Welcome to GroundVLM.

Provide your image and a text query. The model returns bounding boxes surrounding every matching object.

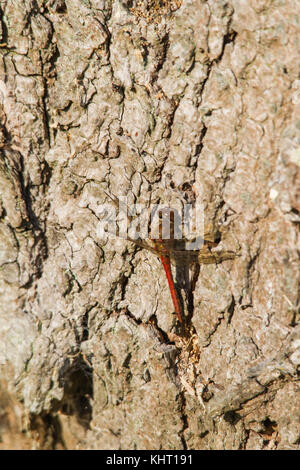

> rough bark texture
[0,0,299,450]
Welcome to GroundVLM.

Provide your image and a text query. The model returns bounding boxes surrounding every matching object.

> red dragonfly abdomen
[159,253,183,323]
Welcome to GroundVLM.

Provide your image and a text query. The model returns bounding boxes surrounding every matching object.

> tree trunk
[0,0,299,450]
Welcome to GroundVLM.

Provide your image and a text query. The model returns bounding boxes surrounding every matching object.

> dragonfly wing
[169,247,237,266]
[198,249,237,264]
[169,249,199,266]
[126,236,160,255]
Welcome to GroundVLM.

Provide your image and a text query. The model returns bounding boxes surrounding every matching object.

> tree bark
[0,0,299,450]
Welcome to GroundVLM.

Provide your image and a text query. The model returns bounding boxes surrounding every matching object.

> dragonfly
[105,193,237,324]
